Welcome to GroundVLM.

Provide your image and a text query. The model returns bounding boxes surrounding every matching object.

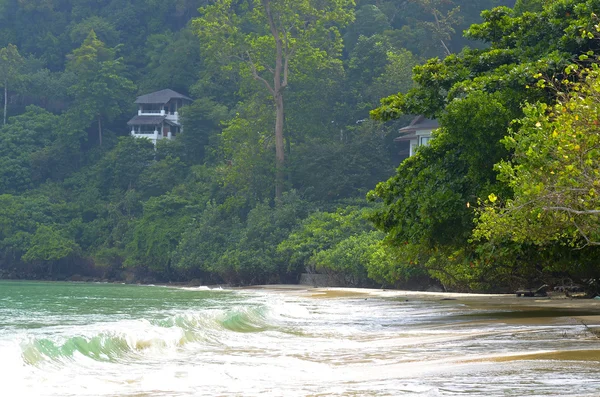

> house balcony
[137,109,180,123]
[130,128,172,146]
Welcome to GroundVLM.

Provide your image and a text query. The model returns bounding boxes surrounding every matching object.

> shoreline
[237,285,600,327]
[4,278,600,312]
[237,284,600,311]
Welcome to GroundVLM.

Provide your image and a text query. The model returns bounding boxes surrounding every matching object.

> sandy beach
[238,284,600,326]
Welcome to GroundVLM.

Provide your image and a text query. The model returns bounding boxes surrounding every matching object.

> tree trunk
[275,91,285,199]
[286,133,292,188]
[98,115,102,146]
[3,81,7,126]
[262,0,287,199]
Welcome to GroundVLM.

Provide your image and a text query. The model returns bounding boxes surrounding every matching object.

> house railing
[130,129,173,145]
[137,109,180,123]
[138,109,163,115]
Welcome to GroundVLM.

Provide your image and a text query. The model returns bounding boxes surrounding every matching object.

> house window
[141,104,162,114]
[420,136,432,146]
[410,143,417,156]
[137,126,157,134]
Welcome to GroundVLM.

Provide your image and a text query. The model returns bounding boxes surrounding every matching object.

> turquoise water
[1,281,600,396]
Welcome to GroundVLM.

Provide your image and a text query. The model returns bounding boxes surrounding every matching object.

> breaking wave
[17,300,299,368]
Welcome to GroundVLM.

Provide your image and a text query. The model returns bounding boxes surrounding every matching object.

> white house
[394,116,439,159]
[127,89,193,146]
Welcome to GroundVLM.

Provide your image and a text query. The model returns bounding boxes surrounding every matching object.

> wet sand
[240,284,600,325]
[463,349,600,363]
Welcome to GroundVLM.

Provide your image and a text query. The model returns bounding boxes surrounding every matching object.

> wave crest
[19,301,294,366]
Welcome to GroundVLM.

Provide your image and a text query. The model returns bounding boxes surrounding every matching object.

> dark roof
[397,116,439,134]
[164,119,180,127]
[394,116,439,142]
[127,115,166,126]
[134,89,192,104]
[394,132,418,142]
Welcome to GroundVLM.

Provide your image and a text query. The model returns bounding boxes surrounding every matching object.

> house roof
[134,89,192,104]
[127,115,166,126]
[394,116,439,142]
[394,132,418,142]
[164,119,180,127]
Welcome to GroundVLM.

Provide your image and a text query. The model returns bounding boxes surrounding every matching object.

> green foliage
[367,0,600,290]
[364,241,429,288]
[368,136,471,249]
[277,206,374,275]
[0,0,548,288]
[172,201,244,280]
[291,120,395,201]
[138,156,187,199]
[173,191,306,284]
[343,5,391,51]
[93,136,155,195]
[217,97,277,203]
[69,16,120,47]
[218,192,308,284]
[0,192,79,270]
[0,43,24,124]
[0,106,59,193]
[513,0,545,14]
[22,225,79,264]
[125,194,195,274]
[194,0,355,197]
[476,67,600,249]
[139,29,201,94]
[170,98,228,166]
[312,231,379,287]
[67,30,135,145]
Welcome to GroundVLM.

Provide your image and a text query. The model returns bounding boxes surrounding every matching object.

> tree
[367,1,600,289]
[67,30,135,146]
[93,136,155,194]
[0,106,59,193]
[125,194,194,275]
[0,44,24,126]
[342,4,391,51]
[22,225,79,268]
[475,66,600,248]
[170,97,228,166]
[413,0,463,56]
[140,29,202,95]
[277,206,373,275]
[193,0,354,198]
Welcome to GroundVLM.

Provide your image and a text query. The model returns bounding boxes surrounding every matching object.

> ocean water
[1,281,600,396]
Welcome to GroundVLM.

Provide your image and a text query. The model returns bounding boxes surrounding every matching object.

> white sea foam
[2,285,600,396]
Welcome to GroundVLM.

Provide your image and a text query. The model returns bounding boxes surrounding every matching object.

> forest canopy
[4,0,598,293]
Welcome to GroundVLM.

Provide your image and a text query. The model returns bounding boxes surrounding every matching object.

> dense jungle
[2,0,600,292]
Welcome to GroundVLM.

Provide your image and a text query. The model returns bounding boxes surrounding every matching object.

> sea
[1,281,600,396]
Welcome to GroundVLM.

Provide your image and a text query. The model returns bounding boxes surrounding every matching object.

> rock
[68,274,85,282]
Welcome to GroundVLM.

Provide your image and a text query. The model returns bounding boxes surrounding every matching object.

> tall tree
[66,30,135,146]
[0,44,24,126]
[413,0,462,56]
[193,0,354,198]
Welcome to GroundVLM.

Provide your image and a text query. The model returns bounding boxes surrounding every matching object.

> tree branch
[571,219,600,248]
[262,0,280,48]
[282,26,293,89]
[262,0,284,94]
[431,9,452,56]
[543,207,600,215]
[245,51,275,96]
